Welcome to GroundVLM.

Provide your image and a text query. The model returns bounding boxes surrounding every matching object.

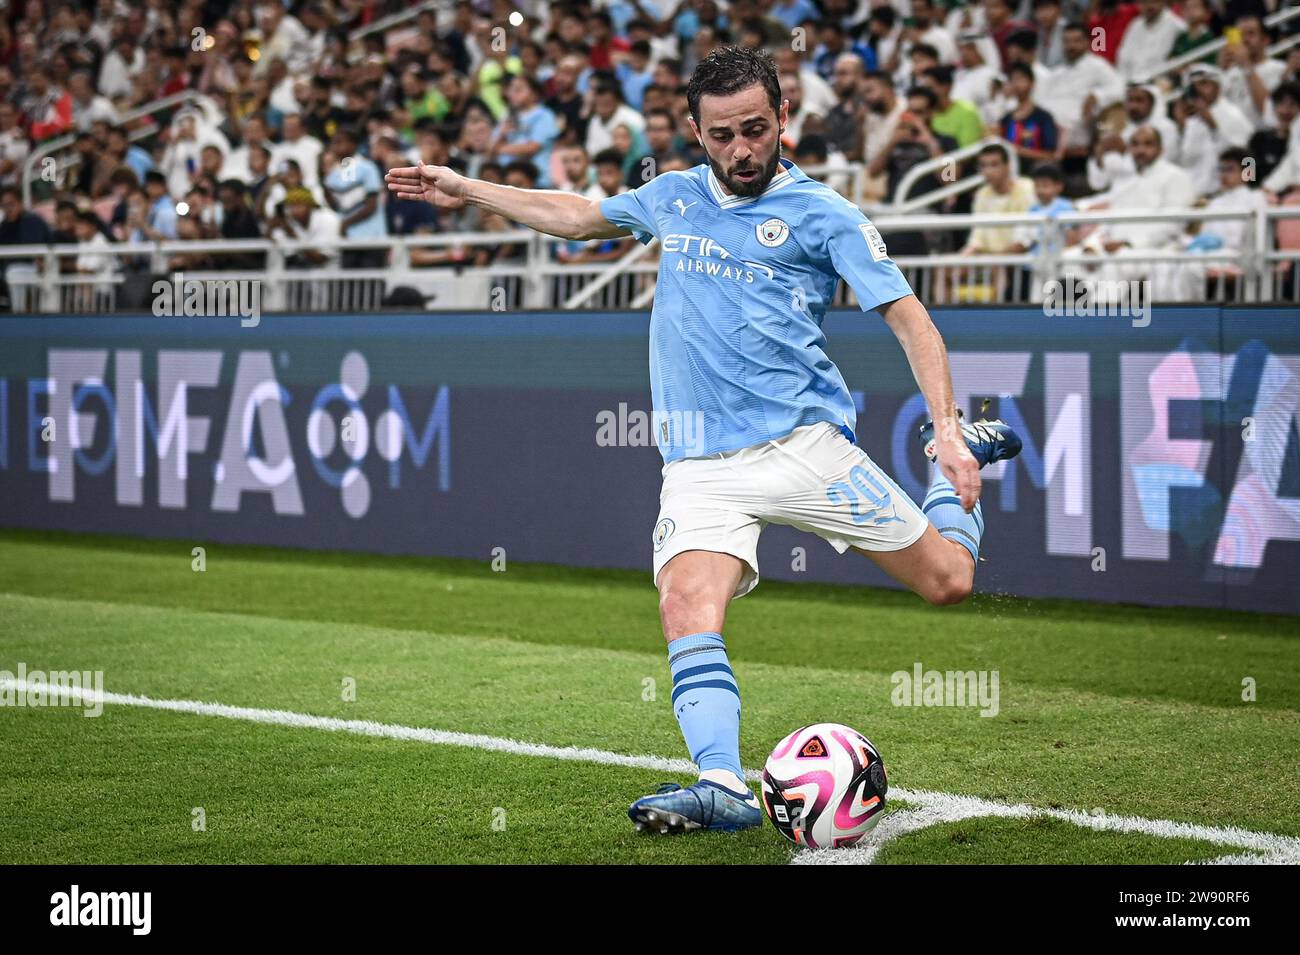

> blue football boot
[628,780,763,834]
[917,401,1022,468]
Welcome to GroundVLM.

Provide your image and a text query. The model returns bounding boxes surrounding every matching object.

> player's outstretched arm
[384,162,629,242]
[877,294,981,512]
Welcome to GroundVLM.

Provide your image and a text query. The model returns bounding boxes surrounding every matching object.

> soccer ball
[760,722,888,849]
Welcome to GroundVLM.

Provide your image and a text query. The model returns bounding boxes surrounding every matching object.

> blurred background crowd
[0,0,1296,297]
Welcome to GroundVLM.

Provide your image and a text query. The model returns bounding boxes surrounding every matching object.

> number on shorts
[827,465,896,525]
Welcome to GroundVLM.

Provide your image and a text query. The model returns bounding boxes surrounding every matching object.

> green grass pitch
[1,528,1297,864]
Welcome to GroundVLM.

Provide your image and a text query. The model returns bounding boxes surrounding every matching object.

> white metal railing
[562,235,660,309]
[1134,5,1300,83]
[1,208,1297,314]
[595,207,1300,309]
[860,207,1300,306]
[349,0,444,41]
[889,136,1020,213]
[1266,30,1300,60]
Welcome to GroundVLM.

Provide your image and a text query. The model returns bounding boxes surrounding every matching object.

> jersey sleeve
[813,194,913,312]
[597,174,667,245]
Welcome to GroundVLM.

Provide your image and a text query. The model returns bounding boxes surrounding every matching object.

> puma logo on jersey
[672,198,696,217]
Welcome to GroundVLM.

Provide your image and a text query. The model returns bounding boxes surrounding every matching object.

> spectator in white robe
[1087,84,1180,192]
[1069,125,1197,286]
[1116,0,1186,82]
[1157,147,1269,300]
[1219,14,1287,132]
[159,108,231,200]
[953,33,1005,125]
[1039,22,1124,150]
[1171,65,1255,197]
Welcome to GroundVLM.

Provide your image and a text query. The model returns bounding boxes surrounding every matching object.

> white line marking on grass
[0,678,700,774]
[788,795,1300,866]
[5,678,1298,865]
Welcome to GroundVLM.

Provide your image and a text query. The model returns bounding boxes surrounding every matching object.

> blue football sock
[667,631,743,781]
[923,473,984,564]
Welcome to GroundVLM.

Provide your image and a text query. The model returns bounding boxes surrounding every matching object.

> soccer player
[386,47,1021,837]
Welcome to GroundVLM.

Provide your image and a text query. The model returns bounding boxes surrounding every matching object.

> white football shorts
[651,421,928,598]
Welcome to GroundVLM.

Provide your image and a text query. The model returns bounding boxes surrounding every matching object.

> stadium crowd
[0,0,1297,306]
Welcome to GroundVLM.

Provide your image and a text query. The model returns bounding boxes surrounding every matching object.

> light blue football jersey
[599,158,913,463]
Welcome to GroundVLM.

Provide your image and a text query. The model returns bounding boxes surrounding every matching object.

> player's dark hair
[686,46,781,125]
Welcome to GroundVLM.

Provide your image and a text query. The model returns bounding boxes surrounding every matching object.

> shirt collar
[705,158,799,209]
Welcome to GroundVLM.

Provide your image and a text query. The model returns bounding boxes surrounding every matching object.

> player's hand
[385,162,469,210]
[935,419,981,512]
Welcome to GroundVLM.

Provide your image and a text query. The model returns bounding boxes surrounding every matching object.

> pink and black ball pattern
[760,723,888,849]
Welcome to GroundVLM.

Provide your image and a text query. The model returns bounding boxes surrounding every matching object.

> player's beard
[711,145,781,198]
